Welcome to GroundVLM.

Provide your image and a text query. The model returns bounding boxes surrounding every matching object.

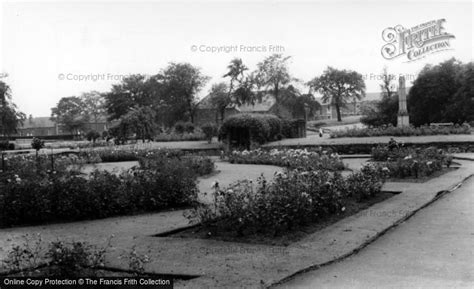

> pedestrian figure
[319,128,323,138]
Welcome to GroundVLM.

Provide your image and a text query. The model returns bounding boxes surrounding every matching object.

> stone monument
[397,76,410,127]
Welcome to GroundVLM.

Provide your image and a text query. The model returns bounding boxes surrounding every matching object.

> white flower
[404,155,412,160]
[426,161,433,166]
[341,207,346,212]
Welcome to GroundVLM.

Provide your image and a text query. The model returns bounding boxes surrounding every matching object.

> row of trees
[50,91,105,135]
[50,54,367,140]
[2,54,368,140]
[362,59,474,127]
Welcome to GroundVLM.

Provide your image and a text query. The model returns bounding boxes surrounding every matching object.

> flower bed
[138,151,215,177]
[0,151,201,227]
[1,154,79,179]
[329,123,471,138]
[227,148,346,171]
[185,164,386,237]
[371,145,453,179]
[154,131,207,142]
[74,147,215,177]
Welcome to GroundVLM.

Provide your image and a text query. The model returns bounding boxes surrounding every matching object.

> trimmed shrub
[184,122,195,133]
[201,123,218,143]
[280,119,292,138]
[86,130,101,142]
[219,114,283,145]
[174,121,195,134]
[31,138,45,151]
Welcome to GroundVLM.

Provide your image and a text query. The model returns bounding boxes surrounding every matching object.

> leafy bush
[174,121,185,134]
[184,122,195,133]
[31,138,45,151]
[330,123,471,138]
[227,148,345,171]
[188,166,384,236]
[86,130,101,142]
[201,123,218,143]
[0,235,142,276]
[0,141,15,150]
[174,121,195,134]
[345,164,387,201]
[360,95,398,127]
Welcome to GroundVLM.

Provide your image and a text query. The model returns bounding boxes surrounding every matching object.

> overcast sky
[1,0,473,117]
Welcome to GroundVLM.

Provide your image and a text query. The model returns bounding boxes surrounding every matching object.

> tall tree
[308,67,366,121]
[0,79,26,137]
[157,63,210,123]
[81,91,105,131]
[361,67,398,127]
[254,54,293,115]
[279,85,321,119]
[208,82,231,124]
[51,96,89,135]
[223,58,252,104]
[408,58,465,125]
[104,74,155,121]
[109,106,156,143]
[444,62,474,123]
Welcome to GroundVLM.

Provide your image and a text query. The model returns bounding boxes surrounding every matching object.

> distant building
[313,92,387,120]
[16,116,111,137]
[194,94,295,125]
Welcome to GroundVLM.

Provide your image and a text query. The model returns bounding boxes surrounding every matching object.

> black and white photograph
[0,0,473,288]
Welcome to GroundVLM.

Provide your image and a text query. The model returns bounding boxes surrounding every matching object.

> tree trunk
[220,108,225,124]
[335,102,342,122]
[274,84,280,116]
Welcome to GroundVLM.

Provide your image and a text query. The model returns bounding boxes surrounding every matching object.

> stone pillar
[397,76,410,127]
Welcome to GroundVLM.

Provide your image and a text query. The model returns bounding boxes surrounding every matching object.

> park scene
[1,1,473,288]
